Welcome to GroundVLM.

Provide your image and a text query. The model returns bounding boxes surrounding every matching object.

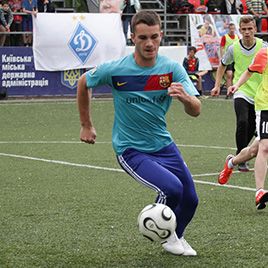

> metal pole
[186,15,189,46]
[163,0,167,45]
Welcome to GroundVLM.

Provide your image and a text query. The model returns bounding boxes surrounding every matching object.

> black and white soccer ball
[137,203,177,242]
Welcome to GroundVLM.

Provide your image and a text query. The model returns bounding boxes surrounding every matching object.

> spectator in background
[0,0,13,46]
[9,0,23,46]
[99,0,121,13]
[207,0,221,13]
[220,0,243,14]
[22,0,37,46]
[199,16,216,37]
[120,0,141,42]
[219,22,239,98]
[183,46,208,97]
[37,0,55,12]
[246,0,268,32]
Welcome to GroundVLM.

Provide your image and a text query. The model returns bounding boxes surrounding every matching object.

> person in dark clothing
[0,0,13,46]
[37,0,55,13]
[120,0,140,42]
[220,0,243,14]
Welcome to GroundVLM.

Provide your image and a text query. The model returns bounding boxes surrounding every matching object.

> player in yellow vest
[211,15,267,172]
[218,48,268,210]
[220,22,239,99]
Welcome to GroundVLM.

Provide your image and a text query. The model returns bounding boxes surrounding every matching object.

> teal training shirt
[86,53,199,155]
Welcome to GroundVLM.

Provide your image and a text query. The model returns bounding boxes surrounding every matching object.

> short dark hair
[1,0,9,5]
[239,15,256,27]
[188,46,197,53]
[131,10,161,33]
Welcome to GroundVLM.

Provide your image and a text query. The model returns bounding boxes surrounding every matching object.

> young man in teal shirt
[77,10,201,256]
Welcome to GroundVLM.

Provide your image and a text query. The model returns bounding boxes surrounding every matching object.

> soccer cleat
[238,162,250,172]
[162,233,184,255]
[256,190,268,210]
[180,237,197,256]
[218,154,234,185]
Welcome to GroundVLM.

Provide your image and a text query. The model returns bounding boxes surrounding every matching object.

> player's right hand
[80,126,97,144]
[210,86,220,96]
[227,85,238,96]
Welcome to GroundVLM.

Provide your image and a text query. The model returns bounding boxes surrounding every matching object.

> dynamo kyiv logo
[68,23,97,64]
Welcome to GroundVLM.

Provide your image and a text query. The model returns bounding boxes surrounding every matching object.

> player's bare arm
[210,63,227,96]
[168,82,201,117]
[77,73,97,144]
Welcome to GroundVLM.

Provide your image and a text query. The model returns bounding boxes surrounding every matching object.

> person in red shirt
[183,46,208,96]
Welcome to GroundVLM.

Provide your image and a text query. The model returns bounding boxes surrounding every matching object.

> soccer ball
[137,203,177,242]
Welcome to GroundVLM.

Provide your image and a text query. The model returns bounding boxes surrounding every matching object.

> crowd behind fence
[0,0,268,47]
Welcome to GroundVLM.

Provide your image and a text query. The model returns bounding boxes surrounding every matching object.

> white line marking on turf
[0,97,229,106]
[193,179,255,191]
[0,152,121,172]
[0,152,255,192]
[0,141,237,151]
[0,141,110,144]
[176,144,236,150]
[0,98,111,105]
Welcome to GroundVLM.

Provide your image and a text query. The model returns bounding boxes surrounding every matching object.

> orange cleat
[256,190,268,210]
[218,155,234,185]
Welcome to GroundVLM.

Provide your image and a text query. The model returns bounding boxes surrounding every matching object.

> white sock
[256,188,264,197]
[228,158,234,169]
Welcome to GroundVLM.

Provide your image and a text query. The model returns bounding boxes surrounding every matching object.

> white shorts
[255,110,268,140]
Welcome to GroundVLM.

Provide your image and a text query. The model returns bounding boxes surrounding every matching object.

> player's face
[188,50,195,58]
[131,23,162,66]
[2,4,9,11]
[229,25,236,35]
[99,0,121,13]
[239,22,256,42]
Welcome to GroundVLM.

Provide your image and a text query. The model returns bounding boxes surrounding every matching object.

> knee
[249,146,258,158]
[171,183,199,210]
[171,181,184,199]
[259,143,268,156]
[164,180,184,203]
[185,191,199,211]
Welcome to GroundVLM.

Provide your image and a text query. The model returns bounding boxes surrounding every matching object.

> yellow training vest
[224,34,239,53]
[233,38,263,99]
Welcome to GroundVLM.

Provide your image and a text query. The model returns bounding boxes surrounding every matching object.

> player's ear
[253,25,257,33]
[131,32,135,44]
[160,31,163,40]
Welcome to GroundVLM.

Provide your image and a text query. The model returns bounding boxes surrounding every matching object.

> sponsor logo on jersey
[112,73,173,91]
[117,81,128,87]
[159,75,171,88]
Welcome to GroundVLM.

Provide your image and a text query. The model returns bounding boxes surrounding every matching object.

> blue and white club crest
[68,22,97,64]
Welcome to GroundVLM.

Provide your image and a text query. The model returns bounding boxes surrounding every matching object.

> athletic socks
[227,157,234,169]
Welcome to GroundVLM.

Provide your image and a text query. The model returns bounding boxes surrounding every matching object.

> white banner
[33,13,126,71]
